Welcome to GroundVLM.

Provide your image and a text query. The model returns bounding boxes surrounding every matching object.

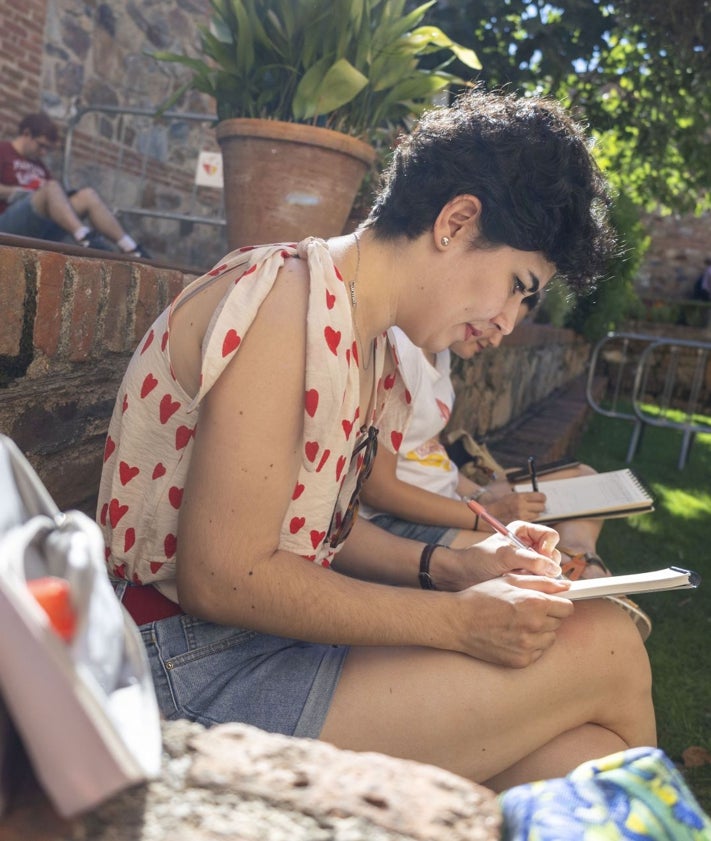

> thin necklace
[348,232,374,370]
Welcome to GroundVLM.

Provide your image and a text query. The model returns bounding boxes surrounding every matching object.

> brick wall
[0,0,46,136]
[0,240,197,513]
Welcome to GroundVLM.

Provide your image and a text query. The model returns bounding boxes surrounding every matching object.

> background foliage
[418,0,711,337]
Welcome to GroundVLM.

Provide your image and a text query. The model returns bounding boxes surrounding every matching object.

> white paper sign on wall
[195,151,223,188]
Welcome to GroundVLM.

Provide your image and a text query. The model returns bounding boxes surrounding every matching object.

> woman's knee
[564,598,652,691]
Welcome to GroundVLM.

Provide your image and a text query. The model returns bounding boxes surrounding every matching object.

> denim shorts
[114,581,349,739]
[368,514,458,546]
[0,193,65,240]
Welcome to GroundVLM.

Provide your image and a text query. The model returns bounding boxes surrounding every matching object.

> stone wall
[637,210,711,300]
[448,322,590,441]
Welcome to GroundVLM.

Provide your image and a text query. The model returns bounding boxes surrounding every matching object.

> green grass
[575,413,711,814]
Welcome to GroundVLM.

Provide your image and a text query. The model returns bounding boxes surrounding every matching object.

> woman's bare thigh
[319,598,654,782]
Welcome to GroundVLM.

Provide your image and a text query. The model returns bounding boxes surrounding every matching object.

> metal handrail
[62,104,225,229]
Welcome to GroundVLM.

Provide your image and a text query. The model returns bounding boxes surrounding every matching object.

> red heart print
[175,425,195,450]
[141,373,158,398]
[384,372,396,390]
[119,461,140,485]
[132,573,142,585]
[122,394,129,413]
[140,329,154,355]
[104,436,116,462]
[316,449,331,472]
[208,263,228,277]
[222,329,241,357]
[334,266,344,281]
[290,516,305,534]
[159,394,181,424]
[161,331,169,351]
[346,348,351,366]
[325,290,336,309]
[99,502,108,525]
[310,530,326,549]
[164,533,177,558]
[390,431,403,451]
[352,341,359,366]
[113,563,126,579]
[169,486,183,509]
[305,389,319,417]
[108,498,129,528]
[324,326,341,356]
[152,463,166,480]
[150,561,165,574]
[292,482,305,500]
[243,264,257,277]
[124,528,136,552]
[405,389,412,404]
[336,455,346,481]
[342,418,353,439]
[305,441,319,462]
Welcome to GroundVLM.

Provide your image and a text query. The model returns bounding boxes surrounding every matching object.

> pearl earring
[440,236,450,247]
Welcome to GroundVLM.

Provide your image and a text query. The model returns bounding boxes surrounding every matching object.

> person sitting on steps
[0,112,150,258]
[98,88,656,791]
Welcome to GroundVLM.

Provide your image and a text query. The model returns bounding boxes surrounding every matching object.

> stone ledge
[3,720,501,841]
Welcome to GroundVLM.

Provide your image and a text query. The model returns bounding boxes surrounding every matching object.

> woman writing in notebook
[358,304,652,638]
[98,88,656,790]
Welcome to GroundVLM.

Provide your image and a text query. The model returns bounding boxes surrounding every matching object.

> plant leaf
[294,58,368,120]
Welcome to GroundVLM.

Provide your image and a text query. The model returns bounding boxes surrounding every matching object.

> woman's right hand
[450,574,573,667]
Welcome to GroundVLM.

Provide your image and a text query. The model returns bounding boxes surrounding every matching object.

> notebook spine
[626,469,654,503]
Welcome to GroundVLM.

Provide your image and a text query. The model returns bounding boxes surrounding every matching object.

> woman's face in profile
[414,242,554,354]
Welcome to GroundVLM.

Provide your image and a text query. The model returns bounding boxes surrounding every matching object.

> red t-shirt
[0,141,52,214]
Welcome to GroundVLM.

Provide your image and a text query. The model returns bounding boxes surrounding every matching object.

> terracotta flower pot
[216,119,377,250]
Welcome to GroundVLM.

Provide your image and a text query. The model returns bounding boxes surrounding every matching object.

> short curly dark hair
[365,88,616,293]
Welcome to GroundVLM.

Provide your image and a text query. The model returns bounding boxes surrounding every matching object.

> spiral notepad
[513,468,654,523]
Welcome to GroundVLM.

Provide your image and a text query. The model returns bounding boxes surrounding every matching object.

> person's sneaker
[129,243,151,259]
[78,230,113,251]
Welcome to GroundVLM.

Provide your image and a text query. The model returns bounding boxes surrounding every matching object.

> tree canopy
[423,0,711,214]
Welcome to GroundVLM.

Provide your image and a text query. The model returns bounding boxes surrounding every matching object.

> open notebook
[514,468,654,523]
[565,566,701,600]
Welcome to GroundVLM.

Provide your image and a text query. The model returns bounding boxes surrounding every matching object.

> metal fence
[586,331,711,469]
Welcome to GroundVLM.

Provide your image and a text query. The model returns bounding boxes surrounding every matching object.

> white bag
[0,434,161,817]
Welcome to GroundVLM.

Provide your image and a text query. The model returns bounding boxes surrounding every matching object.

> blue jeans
[368,514,458,546]
[114,581,348,738]
[0,193,66,240]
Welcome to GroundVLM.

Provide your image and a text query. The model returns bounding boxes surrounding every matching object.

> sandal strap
[559,549,611,580]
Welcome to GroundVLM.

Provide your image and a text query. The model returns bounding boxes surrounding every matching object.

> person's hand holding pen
[427,496,564,590]
[468,474,547,529]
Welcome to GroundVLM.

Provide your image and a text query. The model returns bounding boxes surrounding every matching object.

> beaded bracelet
[418,543,443,590]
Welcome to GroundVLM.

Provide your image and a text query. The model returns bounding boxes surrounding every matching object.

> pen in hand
[466,497,529,551]
[527,456,539,492]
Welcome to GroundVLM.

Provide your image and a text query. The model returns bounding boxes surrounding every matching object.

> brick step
[485,373,604,471]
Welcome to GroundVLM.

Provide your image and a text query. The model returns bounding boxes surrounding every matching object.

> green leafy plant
[153,0,480,137]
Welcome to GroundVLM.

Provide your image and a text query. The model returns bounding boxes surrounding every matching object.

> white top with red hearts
[97,238,410,597]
